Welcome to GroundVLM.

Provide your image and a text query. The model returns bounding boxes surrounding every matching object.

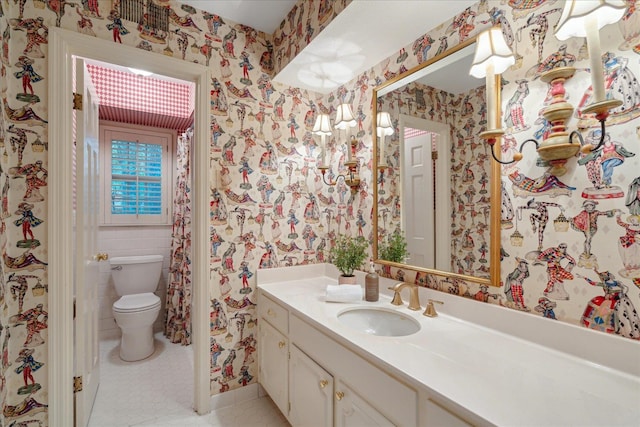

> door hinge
[288,402,291,412]
[73,92,83,111]
[432,150,438,160]
[73,376,83,393]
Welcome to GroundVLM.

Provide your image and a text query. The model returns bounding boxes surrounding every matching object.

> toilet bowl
[111,255,163,362]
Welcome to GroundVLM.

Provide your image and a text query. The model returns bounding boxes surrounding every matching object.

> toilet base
[119,325,155,362]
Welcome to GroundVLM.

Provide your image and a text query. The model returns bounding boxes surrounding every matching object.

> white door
[289,345,333,427]
[74,57,102,427]
[402,127,433,268]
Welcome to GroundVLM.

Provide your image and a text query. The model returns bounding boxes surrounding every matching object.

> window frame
[100,122,175,226]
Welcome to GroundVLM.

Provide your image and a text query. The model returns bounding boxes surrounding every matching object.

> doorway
[49,28,211,426]
[399,114,451,271]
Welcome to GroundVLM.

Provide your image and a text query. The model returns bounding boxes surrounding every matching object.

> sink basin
[337,307,421,337]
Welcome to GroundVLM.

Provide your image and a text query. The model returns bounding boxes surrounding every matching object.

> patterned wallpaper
[0,0,639,424]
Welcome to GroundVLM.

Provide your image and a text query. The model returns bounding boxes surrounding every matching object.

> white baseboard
[209,383,261,411]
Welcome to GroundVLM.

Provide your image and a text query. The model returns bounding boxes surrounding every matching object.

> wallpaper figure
[301,224,316,251]
[616,212,640,279]
[237,262,252,294]
[535,243,575,300]
[577,52,640,127]
[501,180,515,229]
[504,257,530,310]
[515,8,562,62]
[571,200,620,268]
[508,170,575,198]
[210,338,224,373]
[578,270,640,339]
[222,243,236,273]
[626,177,640,215]
[519,198,563,256]
[534,296,557,319]
[16,303,48,347]
[14,56,42,102]
[106,10,128,43]
[221,349,236,380]
[578,130,635,199]
[14,202,42,248]
[14,348,42,395]
[210,299,228,336]
[526,44,576,79]
[618,0,640,51]
[7,125,38,167]
[11,17,48,58]
[504,79,530,131]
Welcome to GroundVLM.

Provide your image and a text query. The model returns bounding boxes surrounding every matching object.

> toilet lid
[113,293,161,313]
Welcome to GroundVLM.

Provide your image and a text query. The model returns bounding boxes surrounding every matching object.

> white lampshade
[376,112,394,137]
[469,27,515,78]
[555,0,626,40]
[334,103,356,130]
[312,113,332,136]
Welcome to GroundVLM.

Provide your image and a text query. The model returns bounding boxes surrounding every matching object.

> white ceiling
[181,0,297,33]
[179,0,477,93]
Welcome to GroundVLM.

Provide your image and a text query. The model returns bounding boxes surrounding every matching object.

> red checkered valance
[87,63,194,128]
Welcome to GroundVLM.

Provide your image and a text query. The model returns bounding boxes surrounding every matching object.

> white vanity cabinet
[289,344,333,427]
[258,290,418,426]
[257,296,289,417]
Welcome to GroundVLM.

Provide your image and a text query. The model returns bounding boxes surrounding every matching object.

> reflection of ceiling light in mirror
[128,67,153,77]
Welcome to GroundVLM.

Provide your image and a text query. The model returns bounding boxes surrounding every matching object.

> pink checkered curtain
[165,128,193,345]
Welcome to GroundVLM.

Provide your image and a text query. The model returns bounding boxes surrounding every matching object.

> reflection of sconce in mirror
[554,0,625,153]
[316,104,361,194]
[376,111,394,170]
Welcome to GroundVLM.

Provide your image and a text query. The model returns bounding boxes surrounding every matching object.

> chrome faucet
[388,282,421,311]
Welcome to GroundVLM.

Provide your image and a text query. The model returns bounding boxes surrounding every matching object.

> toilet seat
[113,293,161,313]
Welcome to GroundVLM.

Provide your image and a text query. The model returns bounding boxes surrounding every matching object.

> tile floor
[88,333,289,427]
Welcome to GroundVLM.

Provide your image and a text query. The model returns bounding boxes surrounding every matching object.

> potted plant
[329,234,369,284]
[378,232,409,264]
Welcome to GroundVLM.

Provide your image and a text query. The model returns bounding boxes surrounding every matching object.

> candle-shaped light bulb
[586,15,606,103]
[554,0,626,105]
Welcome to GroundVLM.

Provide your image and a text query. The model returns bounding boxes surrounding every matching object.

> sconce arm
[485,136,539,165]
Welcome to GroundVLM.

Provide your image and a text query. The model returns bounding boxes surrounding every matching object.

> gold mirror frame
[372,36,501,288]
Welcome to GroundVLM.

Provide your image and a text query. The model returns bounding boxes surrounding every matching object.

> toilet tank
[110,255,164,296]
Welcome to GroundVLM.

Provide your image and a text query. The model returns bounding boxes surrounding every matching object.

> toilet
[111,255,163,362]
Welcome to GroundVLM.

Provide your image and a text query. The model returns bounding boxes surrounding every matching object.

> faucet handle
[423,299,444,317]
[388,287,403,306]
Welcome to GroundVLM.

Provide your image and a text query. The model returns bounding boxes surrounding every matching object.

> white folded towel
[325,284,362,303]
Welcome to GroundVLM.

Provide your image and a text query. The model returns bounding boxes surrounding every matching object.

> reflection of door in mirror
[399,115,450,271]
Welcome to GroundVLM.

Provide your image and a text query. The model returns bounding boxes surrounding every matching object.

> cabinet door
[258,320,288,416]
[334,380,394,427]
[289,345,333,427]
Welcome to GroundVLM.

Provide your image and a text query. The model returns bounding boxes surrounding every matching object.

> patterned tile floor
[88,333,289,427]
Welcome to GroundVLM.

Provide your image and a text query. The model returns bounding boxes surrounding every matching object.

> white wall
[98,226,172,339]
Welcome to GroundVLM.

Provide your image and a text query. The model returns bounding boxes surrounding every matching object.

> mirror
[373,36,500,287]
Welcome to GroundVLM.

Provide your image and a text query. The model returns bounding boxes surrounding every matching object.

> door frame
[48,28,211,425]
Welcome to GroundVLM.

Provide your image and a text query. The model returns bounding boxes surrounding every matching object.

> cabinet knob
[335,391,344,401]
[319,379,328,389]
[278,341,285,349]
[267,309,275,316]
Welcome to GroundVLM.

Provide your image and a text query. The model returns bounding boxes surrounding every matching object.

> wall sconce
[376,111,394,170]
[554,0,625,152]
[316,104,361,194]
[470,27,531,165]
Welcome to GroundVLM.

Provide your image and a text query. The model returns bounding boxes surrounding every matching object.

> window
[101,124,173,225]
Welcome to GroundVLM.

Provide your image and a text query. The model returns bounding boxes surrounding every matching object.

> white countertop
[257,264,640,426]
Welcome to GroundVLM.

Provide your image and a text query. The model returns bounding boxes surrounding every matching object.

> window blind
[110,140,163,215]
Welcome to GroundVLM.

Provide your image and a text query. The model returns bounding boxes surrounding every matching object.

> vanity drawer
[258,291,288,334]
